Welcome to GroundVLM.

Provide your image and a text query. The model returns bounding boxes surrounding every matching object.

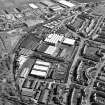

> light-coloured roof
[63,38,75,45]
[31,70,47,77]
[33,64,49,71]
[29,3,38,9]
[58,0,75,7]
[36,60,50,66]
[45,34,63,44]
[44,46,57,55]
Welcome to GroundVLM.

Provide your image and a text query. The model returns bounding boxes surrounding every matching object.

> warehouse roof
[63,38,75,45]
[31,70,47,77]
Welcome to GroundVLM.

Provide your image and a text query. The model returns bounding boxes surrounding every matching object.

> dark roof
[37,42,49,52]
[20,34,41,50]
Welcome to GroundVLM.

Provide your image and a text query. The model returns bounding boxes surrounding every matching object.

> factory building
[30,59,51,78]
[44,33,64,44]
[44,45,57,55]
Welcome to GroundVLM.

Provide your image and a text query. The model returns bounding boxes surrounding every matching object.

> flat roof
[45,34,64,44]
[29,3,38,9]
[58,0,75,7]
[44,46,57,55]
[31,70,47,77]
[36,60,50,66]
[33,65,49,71]
[63,38,75,45]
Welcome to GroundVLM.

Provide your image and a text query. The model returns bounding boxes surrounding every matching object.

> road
[66,39,85,88]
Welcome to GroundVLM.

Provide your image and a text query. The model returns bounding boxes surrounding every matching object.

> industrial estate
[0,0,105,105]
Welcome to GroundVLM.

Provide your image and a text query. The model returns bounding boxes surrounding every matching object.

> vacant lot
[0,0,30,8]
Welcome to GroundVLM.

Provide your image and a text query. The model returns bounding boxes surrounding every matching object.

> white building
[33,65,49,71]
[35,60,50,66]
[29,3,38,9]
[44,45,57,55]
[30,70,47,77]
[62,38,75,45]
[56,0,76,7]
[44,33,64,44]
[30,59,51,78]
